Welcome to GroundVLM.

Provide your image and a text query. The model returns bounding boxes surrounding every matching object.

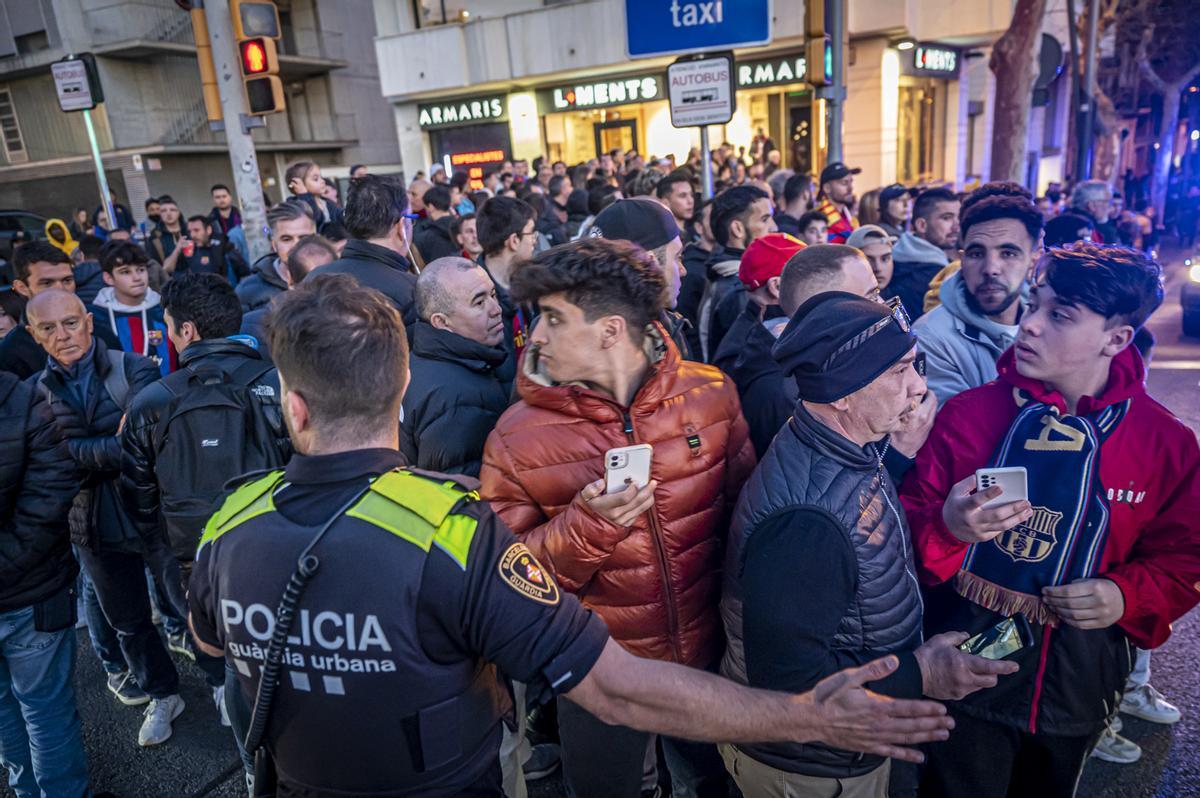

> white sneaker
[213,685,231,727]
[1090,721,1142,764]
[138,695,185,746]
[1120,683,1182,725]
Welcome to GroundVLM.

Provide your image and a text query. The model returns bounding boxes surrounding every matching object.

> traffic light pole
[826,0,846,164]
[202,0,271,262]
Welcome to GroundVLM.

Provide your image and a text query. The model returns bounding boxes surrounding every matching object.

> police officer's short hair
[266,273,409,437]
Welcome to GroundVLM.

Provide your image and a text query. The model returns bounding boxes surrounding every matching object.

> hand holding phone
[974,467,1028,510]
[957,614,1035,660]
[942,471,1034,545]
[580,478,657,528]
[914,630,1021,701]
[605,444,653,493]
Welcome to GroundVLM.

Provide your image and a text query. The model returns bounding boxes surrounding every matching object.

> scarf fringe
[955,571,1058,627]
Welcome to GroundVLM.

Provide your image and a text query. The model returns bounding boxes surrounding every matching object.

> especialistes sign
[625,0,771,58]
[418,94,508,130]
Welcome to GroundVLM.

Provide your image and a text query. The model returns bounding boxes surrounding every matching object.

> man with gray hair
[400,256,508,477]
[235,200,316,311]
[1070,179,1118,244]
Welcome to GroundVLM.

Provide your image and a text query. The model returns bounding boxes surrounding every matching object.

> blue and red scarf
[956,395,1129,625]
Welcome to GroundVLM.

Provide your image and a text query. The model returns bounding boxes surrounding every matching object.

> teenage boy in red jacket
[901,243,1200,798]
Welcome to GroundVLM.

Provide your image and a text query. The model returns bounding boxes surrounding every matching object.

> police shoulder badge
[498,543,560,605]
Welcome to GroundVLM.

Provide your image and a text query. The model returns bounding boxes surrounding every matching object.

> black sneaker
[523,742,561,781]
[106,671,150,706]
[166,631,196,661]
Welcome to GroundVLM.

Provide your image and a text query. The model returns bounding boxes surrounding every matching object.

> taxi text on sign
[625,0,771,58]
[668,55,735,128]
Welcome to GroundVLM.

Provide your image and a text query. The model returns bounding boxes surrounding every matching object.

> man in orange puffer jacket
[481,238,755,798]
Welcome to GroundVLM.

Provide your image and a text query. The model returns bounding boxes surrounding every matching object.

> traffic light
[806,35,831,87]
[231,0,284,116]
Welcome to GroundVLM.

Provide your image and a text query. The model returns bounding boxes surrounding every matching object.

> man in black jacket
[120,273,290,707]
[719,293,1012,796]
[27,290,185,746]
[537,175,572,246]
[235,200,315,312]
[164,216,250,286]
[401,257,508,476]
[477,196,539,388]
[712,234,803,457]
[308,175,419,328]
[0,241,120,378]
[0,368,90,797]
[241,235,337,360]
[412,185,460,263]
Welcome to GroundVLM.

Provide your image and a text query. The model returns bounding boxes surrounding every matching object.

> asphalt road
[3,252,1199,798]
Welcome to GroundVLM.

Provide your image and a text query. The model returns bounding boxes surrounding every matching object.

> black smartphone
[958,614,1035,660]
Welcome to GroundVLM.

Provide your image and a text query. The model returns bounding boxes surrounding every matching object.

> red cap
[738,233,805,289]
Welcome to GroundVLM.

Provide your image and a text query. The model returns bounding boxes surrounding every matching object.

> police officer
[186,273,954,797]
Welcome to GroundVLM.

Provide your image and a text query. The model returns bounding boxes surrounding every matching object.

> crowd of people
[0,145,1198,798]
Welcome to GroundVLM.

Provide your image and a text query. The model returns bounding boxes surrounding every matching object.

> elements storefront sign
[538,73,662,114]
[418,94,508,130]
[908,45,960,78]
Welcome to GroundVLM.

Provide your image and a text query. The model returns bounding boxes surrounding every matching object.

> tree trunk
[1092,89,1120,183]
[989,0,1049,183]
[1149,82,1184,217]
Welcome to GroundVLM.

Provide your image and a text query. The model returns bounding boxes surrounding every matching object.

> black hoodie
[713,302,794,458]
[235,253,287,312]
[309,239,418,329]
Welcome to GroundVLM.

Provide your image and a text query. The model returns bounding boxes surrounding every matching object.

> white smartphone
[975,466,1029,509]
[605,444,653,494]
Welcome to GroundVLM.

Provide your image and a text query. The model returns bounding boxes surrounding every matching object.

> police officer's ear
[284,388,311,435]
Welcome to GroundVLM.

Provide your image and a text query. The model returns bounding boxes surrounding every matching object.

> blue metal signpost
[625,0,771,59]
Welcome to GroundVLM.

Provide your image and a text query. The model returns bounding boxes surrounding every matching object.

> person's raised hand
[806,656,954,763]
[913,632,1020,701]
[1042,578,1125,629]
[892,389,938,458]
[941,474,1032,544]
[580,478,657,528]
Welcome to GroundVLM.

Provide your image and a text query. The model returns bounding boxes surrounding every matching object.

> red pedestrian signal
[240,38,270,75]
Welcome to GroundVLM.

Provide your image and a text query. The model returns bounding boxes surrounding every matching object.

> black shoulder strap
[102,349,130,408]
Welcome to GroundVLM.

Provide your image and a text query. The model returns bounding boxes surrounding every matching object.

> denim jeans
[77,562,124,675]
[146,568,186,637]
[0,606,90,798]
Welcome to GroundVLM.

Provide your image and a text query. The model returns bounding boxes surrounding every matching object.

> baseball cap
[845,224,896,250]
[738,233,805,289]
[879,183,915,206]
[819,161,862,186]
[589,198,680,250]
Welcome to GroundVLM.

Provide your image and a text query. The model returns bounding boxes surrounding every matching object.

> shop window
[0,88,28,165]
[897,79,944,184]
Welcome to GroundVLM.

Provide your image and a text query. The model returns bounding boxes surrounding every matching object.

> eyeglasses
[820,298,913,372]
[883,295,912,332]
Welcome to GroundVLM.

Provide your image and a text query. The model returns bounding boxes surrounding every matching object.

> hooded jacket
[698,246,744,362]
[0,371,79,612]
[481,326,756,667]
[236,254,287,312]
[901,347,1200,735]
[74,260,104,305]
[400,322,509,477]
[309,240,418,329]
[889,232,950,322]
[911,272,1024,405]
[713,302,794,458]
[90,286,177,377]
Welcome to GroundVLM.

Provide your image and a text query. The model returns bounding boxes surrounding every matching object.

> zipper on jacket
[1028,624,1054,733]
[621,409,683,664]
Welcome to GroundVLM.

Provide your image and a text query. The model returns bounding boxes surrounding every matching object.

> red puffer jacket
[481,328,756,668]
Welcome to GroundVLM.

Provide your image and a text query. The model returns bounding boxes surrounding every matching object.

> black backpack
[152,358,288,558]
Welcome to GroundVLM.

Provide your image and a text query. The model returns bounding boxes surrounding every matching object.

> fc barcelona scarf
[955,395,1129,626]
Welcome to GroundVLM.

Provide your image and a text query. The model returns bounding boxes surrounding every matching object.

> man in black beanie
[717,293,1015,797]
[588,197,694,358]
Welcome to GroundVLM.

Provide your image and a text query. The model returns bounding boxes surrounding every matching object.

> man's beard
[966,279,1022,319]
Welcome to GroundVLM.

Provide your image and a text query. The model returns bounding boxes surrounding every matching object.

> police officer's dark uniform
[188,448,609,796]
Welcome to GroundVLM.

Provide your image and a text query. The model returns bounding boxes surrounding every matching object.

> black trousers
[147,547,226,688]
[76,543,180,699]
[557,696,730,798]
[919,709,1101,798]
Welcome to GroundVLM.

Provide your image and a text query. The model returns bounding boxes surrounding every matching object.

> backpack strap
[230,357,274,391]
[345,469,480,570]
[102,349,131,409]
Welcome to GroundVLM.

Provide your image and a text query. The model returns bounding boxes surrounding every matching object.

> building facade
[374,0,1073,195]
[0,0,399,225]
